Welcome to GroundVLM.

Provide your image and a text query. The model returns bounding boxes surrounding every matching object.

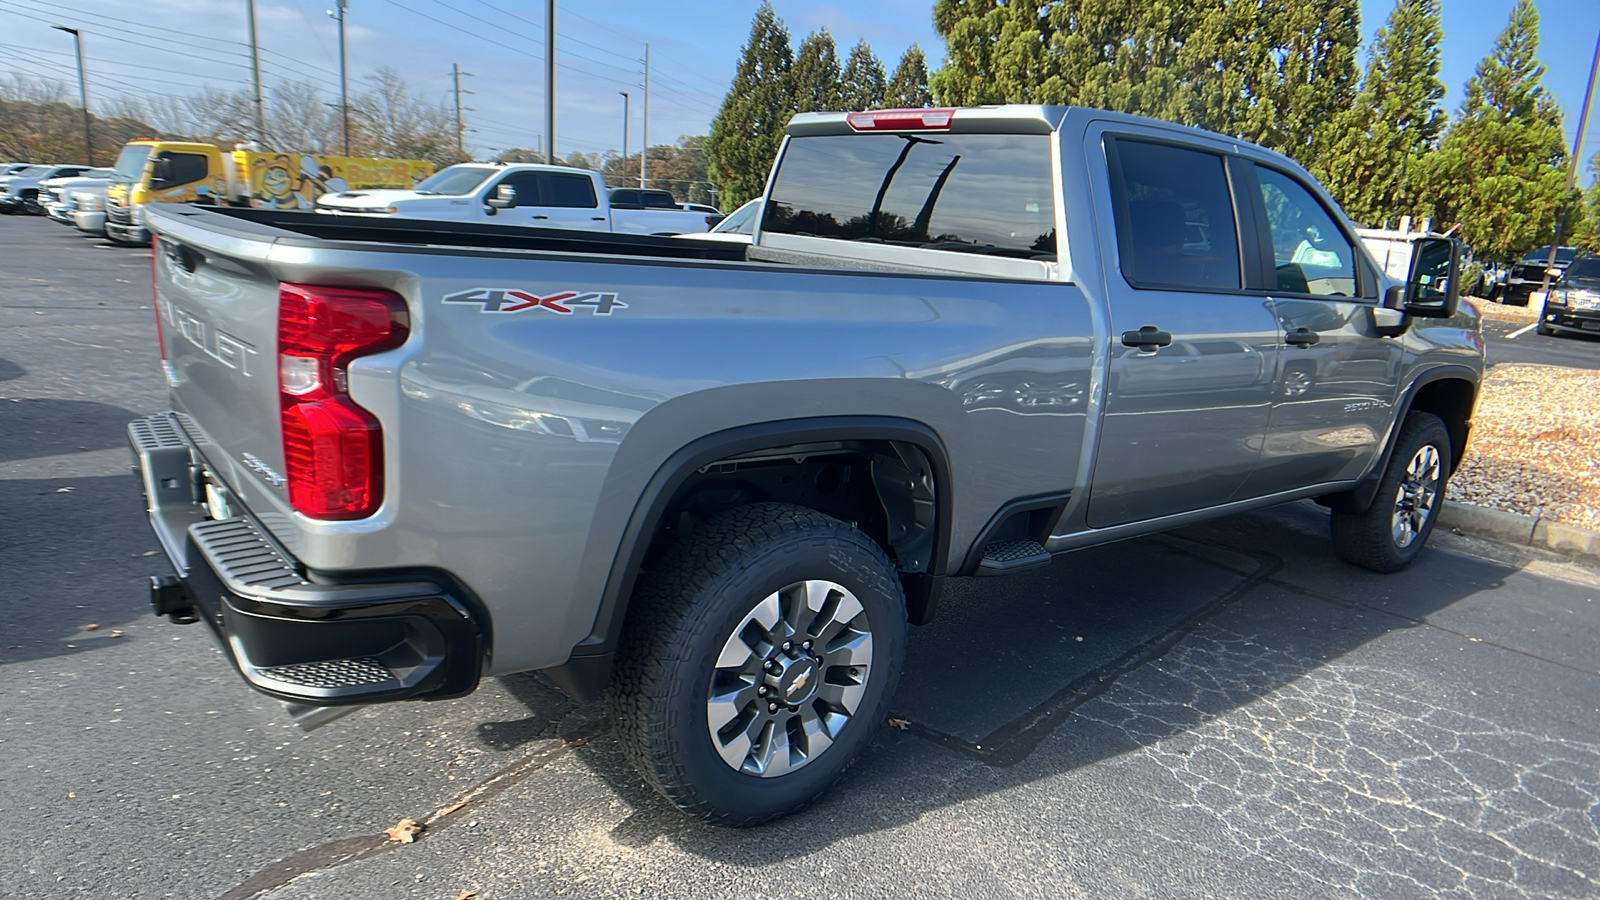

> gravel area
[1466,296,1537,322]
[1451,363,1600,530]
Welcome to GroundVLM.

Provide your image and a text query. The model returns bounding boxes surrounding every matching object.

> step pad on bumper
[257,658,397,690]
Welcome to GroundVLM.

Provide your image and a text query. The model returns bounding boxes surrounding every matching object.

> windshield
[1565,257,1600,281]
[412,165,495,195]
[14,165,51,177]
[111,145,152,184]
[1521,245,1579,264]
[712,199,760,234]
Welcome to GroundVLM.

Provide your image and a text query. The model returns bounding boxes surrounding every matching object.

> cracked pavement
[3,214,1599,899]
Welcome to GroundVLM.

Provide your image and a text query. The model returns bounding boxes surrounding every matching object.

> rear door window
[541,173,598,208]
[763,132,1057,259]
[1108,139,1241,290]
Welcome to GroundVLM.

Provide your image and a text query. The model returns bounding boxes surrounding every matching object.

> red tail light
[277,283,409,519]
[845,108,955,131]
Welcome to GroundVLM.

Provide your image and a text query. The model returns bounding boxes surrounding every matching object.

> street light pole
[619,91,629,177]
[545,0,556,165]
[328,0,350,156]
[640,42,649,187]
[246,0,266,144]
[1537,28,1600,302]
[50,25,92,165]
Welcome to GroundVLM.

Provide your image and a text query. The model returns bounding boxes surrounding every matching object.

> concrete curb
[1439,502,1600,565]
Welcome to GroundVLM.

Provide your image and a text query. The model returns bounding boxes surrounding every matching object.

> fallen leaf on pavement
[383,818,422,843]
[85,623,100,631]
[887,717,910,731]
[55,486,74,493]
[453,892,476,900]
[110,630,125,638]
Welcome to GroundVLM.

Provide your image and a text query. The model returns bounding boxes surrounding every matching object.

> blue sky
[0,0,1595,184]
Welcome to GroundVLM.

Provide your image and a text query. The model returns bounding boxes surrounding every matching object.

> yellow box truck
[104,140,432,244]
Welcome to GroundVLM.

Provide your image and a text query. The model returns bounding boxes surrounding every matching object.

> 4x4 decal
[443,287,627,315]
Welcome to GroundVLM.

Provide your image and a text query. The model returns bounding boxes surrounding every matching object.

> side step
[976,539,1052,576]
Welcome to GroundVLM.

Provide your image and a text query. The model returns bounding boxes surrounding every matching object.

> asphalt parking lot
[3,213,1600,899]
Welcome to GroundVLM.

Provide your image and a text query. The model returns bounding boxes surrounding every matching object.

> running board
[976,539,1052,575]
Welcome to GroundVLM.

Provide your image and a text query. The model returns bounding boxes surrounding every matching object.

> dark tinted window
[610,189,639,207]
[1563,257,1600,280]
[641,189,678,209]
[1110,139,1240,289]
[542,173,598,208]
[154,152,209,189]
[1254,166,1356,297]
[763,132,1057,259]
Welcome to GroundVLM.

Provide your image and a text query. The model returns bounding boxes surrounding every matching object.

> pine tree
[840,40,888,110]
[1415,0,1570,260]
[886,45,933,108]
[791,30,843,113]
[1314,0,1446,226]
[706,2,794,208]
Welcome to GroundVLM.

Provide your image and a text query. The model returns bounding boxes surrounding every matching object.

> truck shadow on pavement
[0,397,139,463]
[479,501,1598,874]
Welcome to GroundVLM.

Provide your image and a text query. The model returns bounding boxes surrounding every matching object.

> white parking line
[1505,322,1539,339]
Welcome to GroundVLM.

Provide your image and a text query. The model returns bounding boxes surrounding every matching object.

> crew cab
[132,105,1481,826]
[314,163,713,235]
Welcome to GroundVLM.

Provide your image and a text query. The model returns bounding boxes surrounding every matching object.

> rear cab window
[761,132,1058,261]
[1106,139,1241,291]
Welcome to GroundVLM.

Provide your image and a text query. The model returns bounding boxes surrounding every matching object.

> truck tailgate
[149,208,301,530]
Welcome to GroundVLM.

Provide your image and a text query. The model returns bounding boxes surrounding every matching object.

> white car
[0,164,93,214]
[315,163,712,235]
[41,168,115,223]
[677,198,761,244]
[72,186,111,235]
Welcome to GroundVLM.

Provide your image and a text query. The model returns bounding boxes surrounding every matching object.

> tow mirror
[486,185,515,211]
[1389,236,1460,319]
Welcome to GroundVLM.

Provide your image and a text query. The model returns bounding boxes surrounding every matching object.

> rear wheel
[20,191,42,215]
[608,502,907,825]
[1331,412,1452,573]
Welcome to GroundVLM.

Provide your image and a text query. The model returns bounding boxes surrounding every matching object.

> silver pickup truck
[130,105,1483,825]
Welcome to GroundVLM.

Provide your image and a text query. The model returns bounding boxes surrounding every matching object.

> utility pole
[545,0,556,164]
[246,0,266,144]
[50,25,92,165]
[328,0,350,156]
[619,91,629,177]
[453,64,473,158]
[640,43,649,187]
[1538,28,1600,300]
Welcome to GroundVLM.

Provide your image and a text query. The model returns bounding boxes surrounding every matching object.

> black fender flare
[545,416,953,702]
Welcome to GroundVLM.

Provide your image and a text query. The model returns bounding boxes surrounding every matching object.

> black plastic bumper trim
[128,413,484,706]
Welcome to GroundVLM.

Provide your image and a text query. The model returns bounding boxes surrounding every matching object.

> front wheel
[1331,412,1452,573]
[20,191,42,215]
[608,502,907,825]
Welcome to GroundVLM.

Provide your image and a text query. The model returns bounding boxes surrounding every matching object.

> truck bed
[163,205,750,261]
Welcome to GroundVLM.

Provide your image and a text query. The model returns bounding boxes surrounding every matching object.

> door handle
[1121,326,1173,350]
[591,216,607,221]
[1284,328,1320,347]
[532,215,550,220]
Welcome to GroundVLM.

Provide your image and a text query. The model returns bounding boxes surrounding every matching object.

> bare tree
[266,81,338,153]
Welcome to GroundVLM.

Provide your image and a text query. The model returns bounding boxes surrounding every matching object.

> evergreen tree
[840,40,888,110]
[791,29,843,113]
[886,45,933,108]
[928,0,1360,168]
[1314,0,1446,226]
[1570,151,1599,253]
[706,2,794,208]
[1414,0,1570,259]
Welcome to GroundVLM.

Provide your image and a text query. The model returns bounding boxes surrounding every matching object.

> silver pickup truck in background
[130,105,1483,825]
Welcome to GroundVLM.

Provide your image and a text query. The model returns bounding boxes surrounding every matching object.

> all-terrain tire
[1331,411,1452,573]
[607,502,907,825]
